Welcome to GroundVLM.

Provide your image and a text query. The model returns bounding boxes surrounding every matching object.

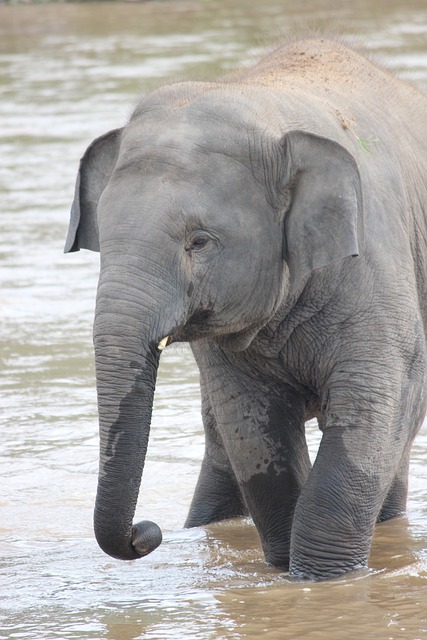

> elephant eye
[186,234,210,253]
[192,236,209,249]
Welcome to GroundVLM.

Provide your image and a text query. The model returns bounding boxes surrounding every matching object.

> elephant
[65,38,427,580]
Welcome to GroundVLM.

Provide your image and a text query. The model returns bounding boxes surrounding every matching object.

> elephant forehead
[106,113,275,230]
[112,143,269,215]
[99,161,273,246]
[109,167,269,226]
[120,106,261,169]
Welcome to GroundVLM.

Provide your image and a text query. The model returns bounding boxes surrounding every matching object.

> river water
[0,1,426,639]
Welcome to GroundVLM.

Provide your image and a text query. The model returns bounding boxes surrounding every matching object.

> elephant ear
[280,130,362,295]
[64,128,123,253]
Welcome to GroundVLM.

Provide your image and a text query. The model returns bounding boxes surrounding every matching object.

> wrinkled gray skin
[65,39,427,580]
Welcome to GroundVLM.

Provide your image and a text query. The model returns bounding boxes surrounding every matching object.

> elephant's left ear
[64,128,123,253]
[280,130,363,294]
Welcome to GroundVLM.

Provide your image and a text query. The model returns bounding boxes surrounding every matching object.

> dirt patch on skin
[233,39,367,91]
[221,37,426,144]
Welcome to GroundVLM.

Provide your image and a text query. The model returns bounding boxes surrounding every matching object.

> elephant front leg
[185,376,248,528]
[210,378,311,567]
[289,404,423,580]
[289,424,379,579]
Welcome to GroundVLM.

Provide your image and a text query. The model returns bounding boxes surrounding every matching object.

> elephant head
[65,86,361,560]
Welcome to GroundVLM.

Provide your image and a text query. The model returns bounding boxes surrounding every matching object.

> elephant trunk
[93,270,182,560]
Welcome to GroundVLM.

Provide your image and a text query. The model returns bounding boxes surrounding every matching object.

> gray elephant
[65,38,427,580]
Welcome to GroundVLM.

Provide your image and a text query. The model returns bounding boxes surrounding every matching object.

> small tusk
[158,336,169,351]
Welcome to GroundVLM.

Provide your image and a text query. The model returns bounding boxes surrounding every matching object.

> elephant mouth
[169,309,215,344]
[168,308,264,353]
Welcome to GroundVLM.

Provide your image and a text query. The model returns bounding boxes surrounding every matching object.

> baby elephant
[66,38,427,580]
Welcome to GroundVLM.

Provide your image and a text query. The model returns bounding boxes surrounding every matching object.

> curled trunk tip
[94,512,163,560]
[132,520,163,557]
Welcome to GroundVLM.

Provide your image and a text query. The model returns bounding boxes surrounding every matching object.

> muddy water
[0,1,426,638]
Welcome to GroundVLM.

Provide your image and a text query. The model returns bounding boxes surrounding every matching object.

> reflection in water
[0,1,426,639]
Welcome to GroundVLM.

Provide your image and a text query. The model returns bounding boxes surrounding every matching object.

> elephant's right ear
[64,128,123,253]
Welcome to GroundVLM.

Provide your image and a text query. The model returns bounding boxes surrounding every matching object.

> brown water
[0,1,426,639]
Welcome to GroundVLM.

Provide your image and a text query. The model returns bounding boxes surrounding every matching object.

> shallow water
[0,1,426,638]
